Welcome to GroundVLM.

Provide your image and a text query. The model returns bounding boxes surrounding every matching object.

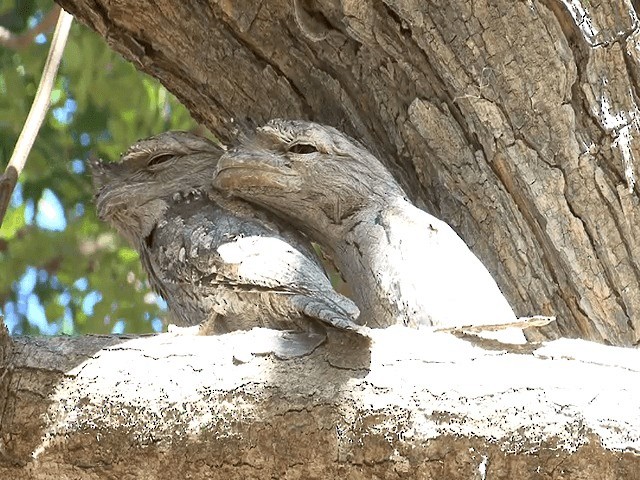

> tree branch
[1,327,638,478]
[0,8,72,228]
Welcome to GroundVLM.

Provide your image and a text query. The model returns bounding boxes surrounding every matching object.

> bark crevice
[55,0,640,340]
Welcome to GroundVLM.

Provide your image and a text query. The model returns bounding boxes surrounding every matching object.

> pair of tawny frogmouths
[92,120,519,338]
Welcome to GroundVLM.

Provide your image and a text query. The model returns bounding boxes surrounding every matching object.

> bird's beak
[214,149,301,192]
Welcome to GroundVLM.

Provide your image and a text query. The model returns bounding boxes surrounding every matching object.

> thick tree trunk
[56,0,640,346]
[1,326,640,478]
[30,1,640,476]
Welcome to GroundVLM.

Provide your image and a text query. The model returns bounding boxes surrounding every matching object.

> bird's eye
[288,143,317,154]
[147,153,174,167]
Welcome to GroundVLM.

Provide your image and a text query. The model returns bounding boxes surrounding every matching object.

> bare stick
[434,315,556,333]
[0,9,73,228]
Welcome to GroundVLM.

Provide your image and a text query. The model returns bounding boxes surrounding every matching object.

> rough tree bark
[55,0,640,346]
[4,0,639,477]
[1,326,640,479]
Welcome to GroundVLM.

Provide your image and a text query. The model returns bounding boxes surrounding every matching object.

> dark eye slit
[147,153,174,167]
[288,143,317,154]
[145,225,157,248]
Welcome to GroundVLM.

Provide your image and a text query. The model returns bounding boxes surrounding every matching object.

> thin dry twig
[435,315,556,333]
[0,9,73,228]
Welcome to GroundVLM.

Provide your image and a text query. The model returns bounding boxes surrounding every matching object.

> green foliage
[0,1,197,335]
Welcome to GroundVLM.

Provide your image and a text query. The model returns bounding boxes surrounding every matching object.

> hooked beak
[214,148,301,192]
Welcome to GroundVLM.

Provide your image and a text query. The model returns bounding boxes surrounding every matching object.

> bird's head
[214,119,405,235]
[90,131,223,246]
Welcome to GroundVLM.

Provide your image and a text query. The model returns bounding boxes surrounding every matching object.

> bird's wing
[149,198,339,294]
[216,235,364,328]
[214,235,330,292]
[146,199,363,330]
[150,199,325,291]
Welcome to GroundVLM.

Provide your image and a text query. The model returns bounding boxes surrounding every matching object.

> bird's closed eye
[288,143,317,155]
[147,153,174,167]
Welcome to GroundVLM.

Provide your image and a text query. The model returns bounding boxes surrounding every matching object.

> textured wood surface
[1,328,639,478]
[56,0,640,345]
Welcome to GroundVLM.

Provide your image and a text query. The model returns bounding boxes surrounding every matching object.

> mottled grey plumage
[214,120,522,339]
[90,131,364,336]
